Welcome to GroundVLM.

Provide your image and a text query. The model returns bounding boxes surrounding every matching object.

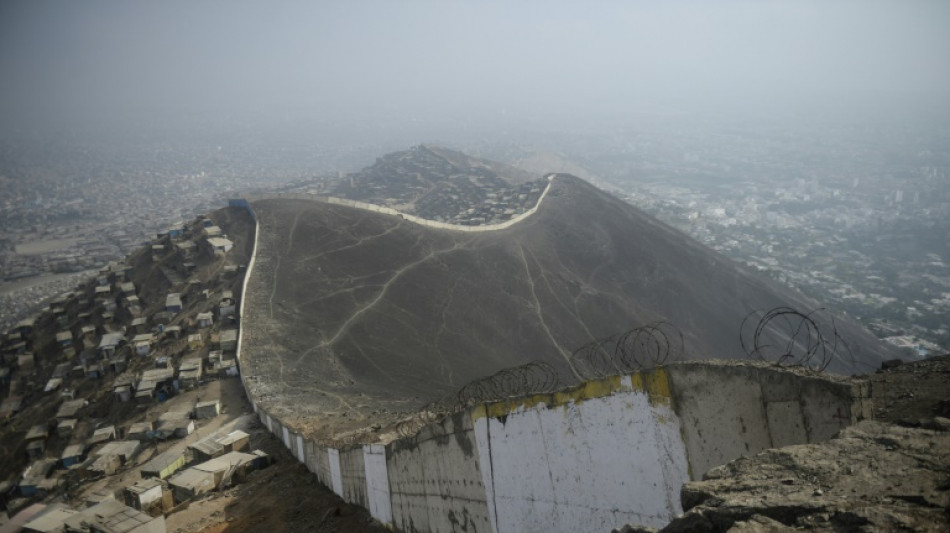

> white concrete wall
[363,444,393,526]
[386,412,493,533]
[296,434,306,463]
[665,363,868,480]
[328,448,344,497]
[315,444,332,488]
[474,373,688,532]
[281,425,291,450]
[244,175,553,234]
[339,447,368,508]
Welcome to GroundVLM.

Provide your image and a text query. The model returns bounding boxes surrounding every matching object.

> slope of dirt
[241,172,901,442]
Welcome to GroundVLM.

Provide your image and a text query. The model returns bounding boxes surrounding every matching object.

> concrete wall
[386,412,492,533]
[474,370,689,532]
[296,434,306,463]
[328,448,344,497]
[316,444,332,488]
[364,444,393,526]
[235,362,868,533]
[232,198,872,533]
[243,174,553,234]
[665,362,870,480]
[340,447,368,508]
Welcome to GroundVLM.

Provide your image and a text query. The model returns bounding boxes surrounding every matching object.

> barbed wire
[569,322,684,381]
[456,361,562,408]
[739,307,854,372]
[380,361,564,440]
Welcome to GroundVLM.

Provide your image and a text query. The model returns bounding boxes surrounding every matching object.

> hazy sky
[1,0,948,135]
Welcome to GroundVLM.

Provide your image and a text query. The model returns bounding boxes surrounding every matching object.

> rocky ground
[617,355,950,533]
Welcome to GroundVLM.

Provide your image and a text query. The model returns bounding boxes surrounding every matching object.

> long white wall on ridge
[243,174,555,233]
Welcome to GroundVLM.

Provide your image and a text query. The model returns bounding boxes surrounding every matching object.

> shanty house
[19,458,57,497]
[136,368,175,402]
[195,312,213,329]
[141,449,187,480]
[131,334,154,357]
[55,330,73,348]
[56,418,77,438]
[56,399,85,420]
[25,424,49,458]
[175,240,197,258]
[193,400,219,419]
[187,334,203,351]
[178,358,203,390]
[127,421,153,441]
[204,237,233,256]
[218,290,235,316]
[61,443,86,468]
[189,430,250,462]
[21,503,80,532]
[92,440,141,466]
[202,225,222,237]
[165,293,182,314]
[98,332,125,358]
[124,478,164,513]
[130,317,148,334]
[168,468,215,503]
[219,329,237,352]
[89,425,117,445]
[63,499,165,533]
[155,411,194,439]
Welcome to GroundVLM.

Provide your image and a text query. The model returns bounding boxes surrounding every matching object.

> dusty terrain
[241,172,900,442]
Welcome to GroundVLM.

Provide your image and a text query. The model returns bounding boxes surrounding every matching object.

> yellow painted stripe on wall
[471,369,672,421]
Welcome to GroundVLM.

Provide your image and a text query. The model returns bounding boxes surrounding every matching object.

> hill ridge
[239,166,900,441]
[246,173,555,233]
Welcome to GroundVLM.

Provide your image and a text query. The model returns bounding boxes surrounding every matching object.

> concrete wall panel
[339,447,368,508]
[328,448,344,497]
[766,401,807,447]
[296,435,306,463]
[316,445,332,487]
[387,412,491,533]
[667,365,773,479]
[303,440,318,475]
[799,378,864,442]
[474,372,689,532]
[363,445,393,527]
[667,364,867,480]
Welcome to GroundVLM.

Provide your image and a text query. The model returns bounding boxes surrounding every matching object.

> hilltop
[331,144,546,224]
[242,161,901,442]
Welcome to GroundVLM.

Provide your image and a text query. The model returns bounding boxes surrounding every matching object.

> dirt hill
[241,169,901,441]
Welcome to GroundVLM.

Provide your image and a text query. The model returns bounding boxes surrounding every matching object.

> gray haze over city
[3,0,948,131]
[1,0,949,354]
